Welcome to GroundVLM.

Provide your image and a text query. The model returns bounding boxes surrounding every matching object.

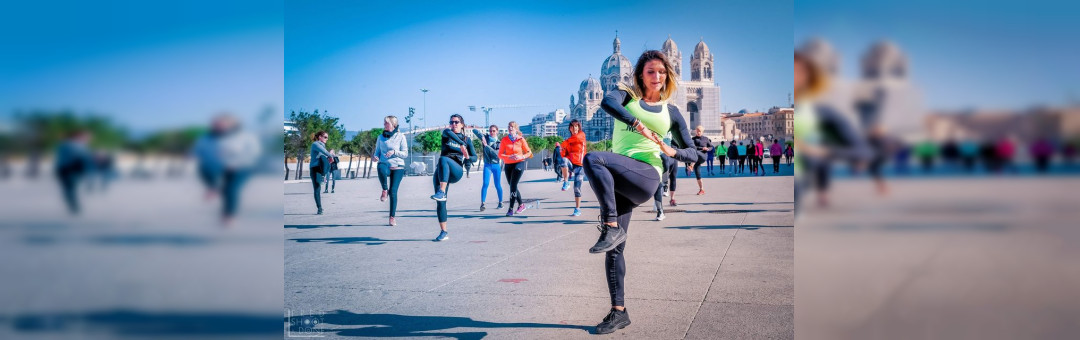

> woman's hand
[659,143,676,157]
[373,156,379,163]
[386,150,395,158]
[634,121,658,144]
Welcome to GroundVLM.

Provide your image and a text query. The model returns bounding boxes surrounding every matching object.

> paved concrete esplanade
[285,167,794,339]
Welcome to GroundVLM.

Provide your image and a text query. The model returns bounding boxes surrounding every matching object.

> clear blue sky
[795,0,1080,111]
[0,1,284,133]
[287,0,793,132]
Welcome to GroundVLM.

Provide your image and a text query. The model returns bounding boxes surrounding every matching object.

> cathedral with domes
[560,33,723,142]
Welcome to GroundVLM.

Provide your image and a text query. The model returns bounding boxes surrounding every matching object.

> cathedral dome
[602,53,632,75]
[861,40,907,79]
[693,39,710,58]
[662,36,678,52]
[579,75,602,93]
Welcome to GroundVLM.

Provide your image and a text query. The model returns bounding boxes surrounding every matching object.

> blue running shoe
[433,230,449,242]
[572,208,581,216]
[562,181,571,191]
[430,191,447,201]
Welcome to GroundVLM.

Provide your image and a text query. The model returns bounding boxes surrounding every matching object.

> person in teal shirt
[736,141,747,174]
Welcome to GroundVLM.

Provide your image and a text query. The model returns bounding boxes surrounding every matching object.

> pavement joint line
[681,212,746,339]
[369,227,587,314]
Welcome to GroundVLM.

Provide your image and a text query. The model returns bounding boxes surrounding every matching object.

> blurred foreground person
[195,114,262,226]
[54,129,95,215]
[794,50,866,212]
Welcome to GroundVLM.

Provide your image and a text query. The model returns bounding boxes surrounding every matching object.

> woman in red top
[559,119,588,216]
[499,121,533,216]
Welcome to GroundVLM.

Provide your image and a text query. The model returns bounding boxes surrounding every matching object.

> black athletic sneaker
[595,308,630,334]
[589,220,627,254]
[480,203,486,212]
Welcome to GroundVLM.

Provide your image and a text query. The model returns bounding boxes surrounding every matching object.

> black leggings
[433,156,464,222]
[582,152,661,307]
[378,163,406,217]
[694,152,706,180]
[718,156,726,171]
[655,155,677,211]
[504,161,526,209]
[310,169,325,211]
[662,157,677,193]
[772,156,782,172]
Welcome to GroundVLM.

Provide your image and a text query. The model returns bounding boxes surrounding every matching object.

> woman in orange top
[560,119,588,216]
[498,121,533,216]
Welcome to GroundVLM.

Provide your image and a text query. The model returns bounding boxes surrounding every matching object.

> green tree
[525,136,548,161]
[587,140,612,152]
[287,109,344,179]
[414,130,442,155]
[339,140,357,178]
[352,128,382,178]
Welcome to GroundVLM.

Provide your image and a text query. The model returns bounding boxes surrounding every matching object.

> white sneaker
[662,192,669,197]
[655,212,666,221]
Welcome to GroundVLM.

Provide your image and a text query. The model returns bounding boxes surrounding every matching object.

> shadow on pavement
[3,309,279,336]
[687,201,795,206]
[665,225,793,230]
[286,224,387,230]
[498,219,593,225]
[285,310,590,339]
[684,209,794,214]
[289,237,429,245]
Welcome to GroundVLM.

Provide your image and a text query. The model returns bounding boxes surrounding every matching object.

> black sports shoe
[589,219,627,254]
[480,203,486,212]
[595,308,630,334]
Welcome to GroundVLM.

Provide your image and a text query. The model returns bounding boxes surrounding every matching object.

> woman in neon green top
[583,50,699,335]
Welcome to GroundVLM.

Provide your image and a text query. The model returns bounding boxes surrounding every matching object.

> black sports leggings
[582,152,660,307]
[378,163,405,217]
[310,169,324,211]
[694,151,706,180]
[504,161,526,209]
[433,156,463,222]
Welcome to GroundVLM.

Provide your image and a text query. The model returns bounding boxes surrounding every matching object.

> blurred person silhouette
[691,125,712,194]
[195,114,262,226]
[84,150,116,193]
[784,143,794,166]
[727,140,739,174]
[893,141,911,175]
[770,139,783,173]
[941,137,961,171]
[194,119,224,200]
[55,129,95,215]
[794,47,867,211]
[309,130,334,215]
[746,140,757,175]
[736,141,747,173]
[980,138,999,172]
[959,137,980,172]
[323,149,339,193]
[754,138,766,176]
[716,141,727,174]
[995,135,1017,174]
[854,86,894,194]
[1030,137,1054,173]
[914,139,938,173]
